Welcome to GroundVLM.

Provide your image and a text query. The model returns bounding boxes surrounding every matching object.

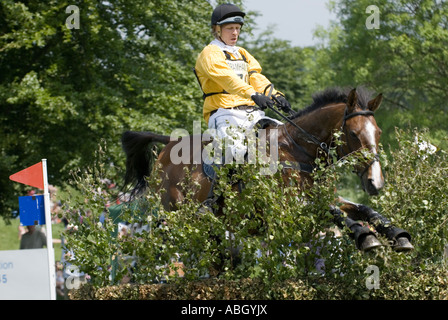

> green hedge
[69,264,448,300]
[62,128,448,300]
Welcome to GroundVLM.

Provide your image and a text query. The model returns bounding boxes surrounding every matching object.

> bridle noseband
[272,102,379,177]
[262,85,380,177]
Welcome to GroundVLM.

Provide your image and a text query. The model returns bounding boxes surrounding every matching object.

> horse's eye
[349,131,358,139]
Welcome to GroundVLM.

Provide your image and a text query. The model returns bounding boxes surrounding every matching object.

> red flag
[9,162,44,189]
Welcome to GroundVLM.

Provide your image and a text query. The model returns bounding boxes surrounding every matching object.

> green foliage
[69,266,448,300]
[62,139,342,286]
[0,0,213,217]
[3,0,448,299]
[245,0,448,149]
[60,142,123,286]
[63,128,448,299]
[319,0,448,146]
[242,34,337,115]
[369,128,448,264]
[327,0,448,101]
[3,0,447,222]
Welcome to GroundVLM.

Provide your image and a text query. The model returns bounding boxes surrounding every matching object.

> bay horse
[121,87,413,252]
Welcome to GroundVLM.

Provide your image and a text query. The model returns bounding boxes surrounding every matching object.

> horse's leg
[160,172,185,211]
[330,205,382,251]
[338,198,414,252]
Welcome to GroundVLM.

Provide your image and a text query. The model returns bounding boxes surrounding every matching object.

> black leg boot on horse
[330,206,382,252]
[339,199,414,252]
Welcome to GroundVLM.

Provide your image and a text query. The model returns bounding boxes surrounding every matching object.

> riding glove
[251,92,274,110]
[274,93,293,113]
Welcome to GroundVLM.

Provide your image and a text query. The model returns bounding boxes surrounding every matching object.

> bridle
[264,84,330,155]
[338,107,380,179]
[262,85,379,177]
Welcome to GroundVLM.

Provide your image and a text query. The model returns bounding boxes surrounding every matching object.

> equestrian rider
[194,3,292,164]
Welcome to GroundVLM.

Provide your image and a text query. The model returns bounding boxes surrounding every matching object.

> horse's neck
[296,103,345,139]
[283,103,345,160]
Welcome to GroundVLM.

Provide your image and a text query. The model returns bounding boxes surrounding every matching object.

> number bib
[225,51,249,84]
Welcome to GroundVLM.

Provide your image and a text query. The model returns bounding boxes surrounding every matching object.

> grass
[0,218,65,263]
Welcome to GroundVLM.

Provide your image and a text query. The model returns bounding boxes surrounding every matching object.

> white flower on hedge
[415,135,437,159]
[67,223,78,231]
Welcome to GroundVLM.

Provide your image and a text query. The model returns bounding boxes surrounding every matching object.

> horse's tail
[121,131,170,196]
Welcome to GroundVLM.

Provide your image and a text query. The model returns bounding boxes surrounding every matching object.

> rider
[194,3,292,164]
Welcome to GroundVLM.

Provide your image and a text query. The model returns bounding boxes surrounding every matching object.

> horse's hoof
[392,237,414,252]
[360,234,383,252]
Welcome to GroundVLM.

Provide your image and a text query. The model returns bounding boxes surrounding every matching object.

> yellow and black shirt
[194,41,279,123]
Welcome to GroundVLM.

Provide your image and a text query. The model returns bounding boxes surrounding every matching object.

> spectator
[19,225,47,249]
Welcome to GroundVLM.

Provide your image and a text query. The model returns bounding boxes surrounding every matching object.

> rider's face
[220,23,241,46]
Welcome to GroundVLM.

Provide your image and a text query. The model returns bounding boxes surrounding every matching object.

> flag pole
[42,159,56,300]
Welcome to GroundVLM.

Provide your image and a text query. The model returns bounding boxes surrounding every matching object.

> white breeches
[207,108,282,164]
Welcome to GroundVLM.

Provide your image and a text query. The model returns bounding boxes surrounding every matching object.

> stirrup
[198,198,217,215]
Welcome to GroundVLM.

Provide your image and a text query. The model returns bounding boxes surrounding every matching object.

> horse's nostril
[369,178,384,191]
[366,179,382,196]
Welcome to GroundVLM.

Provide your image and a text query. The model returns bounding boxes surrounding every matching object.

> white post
[42,159,56,300]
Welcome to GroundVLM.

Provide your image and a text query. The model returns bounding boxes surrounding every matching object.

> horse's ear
[368,93,383,112]
[347,88,358,113]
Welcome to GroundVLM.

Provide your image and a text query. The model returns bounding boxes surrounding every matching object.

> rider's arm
[240,48,282,96]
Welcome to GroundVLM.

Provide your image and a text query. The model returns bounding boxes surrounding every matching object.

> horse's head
[340,88,384,195]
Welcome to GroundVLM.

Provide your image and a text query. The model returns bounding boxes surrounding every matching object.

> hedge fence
[69,267,448,300]
[62,128,448,300]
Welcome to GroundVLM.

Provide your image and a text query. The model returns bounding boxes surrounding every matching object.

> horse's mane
[290,87,373,119]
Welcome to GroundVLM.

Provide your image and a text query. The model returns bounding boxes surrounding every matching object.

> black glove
[274,93,292,113]
[251,92,274,110]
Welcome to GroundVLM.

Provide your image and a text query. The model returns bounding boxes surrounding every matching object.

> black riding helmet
[211,3,245,26]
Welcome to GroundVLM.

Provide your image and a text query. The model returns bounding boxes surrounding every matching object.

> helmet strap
[215,25,228,46]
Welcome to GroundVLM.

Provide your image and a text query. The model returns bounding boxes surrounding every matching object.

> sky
[242,0,337,47]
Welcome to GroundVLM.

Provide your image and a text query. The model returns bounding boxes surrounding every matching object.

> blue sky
[242,0,337,47]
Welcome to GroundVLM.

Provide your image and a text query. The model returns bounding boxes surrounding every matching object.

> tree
[241,32,332,115]
[0,0,248,219]
[317,0,448,147]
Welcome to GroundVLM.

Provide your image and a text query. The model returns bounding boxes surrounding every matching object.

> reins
[259,85,379,177]
[263,84,330,154]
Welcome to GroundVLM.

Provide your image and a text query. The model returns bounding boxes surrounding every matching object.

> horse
[121,87,413,253]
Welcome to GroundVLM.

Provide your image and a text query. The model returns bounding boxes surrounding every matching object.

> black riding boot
[197,156,223,215]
